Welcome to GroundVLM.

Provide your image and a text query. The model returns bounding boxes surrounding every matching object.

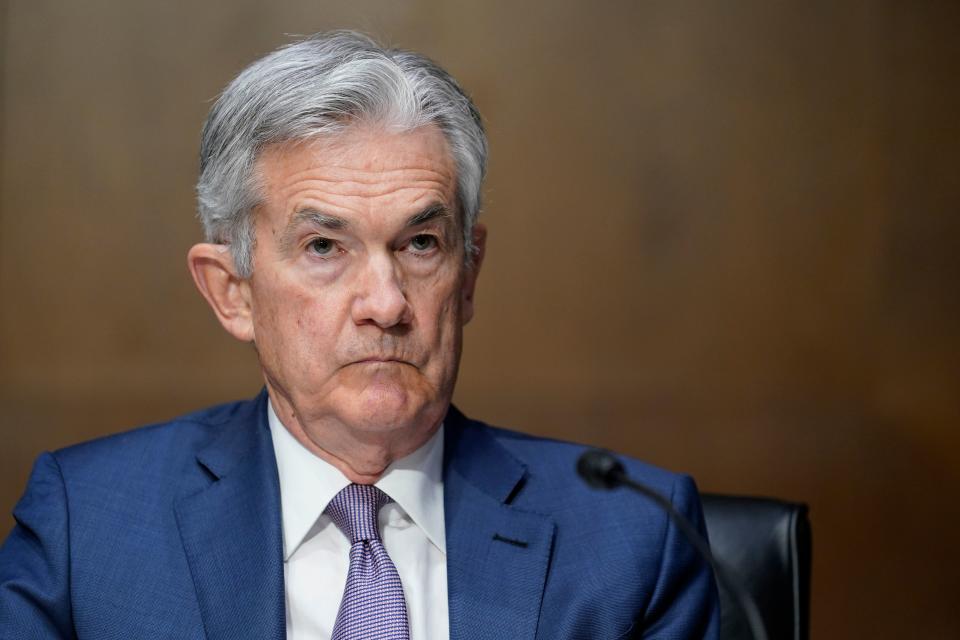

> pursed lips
[350,357,415,367]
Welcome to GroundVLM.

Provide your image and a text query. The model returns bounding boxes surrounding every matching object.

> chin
[353,394,448,448]
[345,386,423,432]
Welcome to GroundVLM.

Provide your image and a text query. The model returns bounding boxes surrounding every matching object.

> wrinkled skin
[188,125,485,482]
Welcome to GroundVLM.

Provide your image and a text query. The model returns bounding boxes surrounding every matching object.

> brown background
[1,1,958,637]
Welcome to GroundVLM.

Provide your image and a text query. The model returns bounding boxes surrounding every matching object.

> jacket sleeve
[640,474,720,639]
[0,452,77,639]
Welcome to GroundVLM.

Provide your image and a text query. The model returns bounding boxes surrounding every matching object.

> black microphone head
[577,449,627,490]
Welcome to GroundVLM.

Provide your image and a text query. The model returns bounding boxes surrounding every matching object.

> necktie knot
[326,483,390,544]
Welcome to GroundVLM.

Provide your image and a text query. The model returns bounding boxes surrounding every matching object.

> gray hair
[197,31,487,277]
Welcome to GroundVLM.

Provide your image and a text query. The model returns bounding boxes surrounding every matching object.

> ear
[461,223,487,325]
[187,243,255,342]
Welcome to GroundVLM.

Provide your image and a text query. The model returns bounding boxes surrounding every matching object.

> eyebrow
[281,203,452,247]
[287,203,450,232]
[289,208,348,230]
[275,209,344,253]
[405,203,452,228]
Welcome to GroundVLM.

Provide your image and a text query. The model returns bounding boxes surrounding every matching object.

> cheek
[254,285,330,364]
[415,276,465,357]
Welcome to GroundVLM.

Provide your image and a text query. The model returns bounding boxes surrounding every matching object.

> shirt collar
[267,399,446,560]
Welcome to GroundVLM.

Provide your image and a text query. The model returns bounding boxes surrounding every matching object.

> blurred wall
[1,1,958,637]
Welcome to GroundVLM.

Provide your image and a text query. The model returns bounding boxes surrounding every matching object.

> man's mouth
[352,357,411,366]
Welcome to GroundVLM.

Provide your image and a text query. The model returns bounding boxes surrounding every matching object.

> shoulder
[470,416,694,505]
[53,396,250,462]
[48,394,263,499]
[486,422,683,495]
[449,410,702,529]
[448,412,718,637]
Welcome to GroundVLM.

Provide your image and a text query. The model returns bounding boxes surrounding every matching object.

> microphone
[577,448,627,489]
[577,449,769,640]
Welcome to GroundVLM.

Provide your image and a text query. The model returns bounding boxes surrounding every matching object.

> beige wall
[2,1,958,637]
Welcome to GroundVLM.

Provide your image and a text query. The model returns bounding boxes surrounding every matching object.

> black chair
[701,494,812,640]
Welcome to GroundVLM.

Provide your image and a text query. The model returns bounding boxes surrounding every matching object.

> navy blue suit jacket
[0,392,719,639]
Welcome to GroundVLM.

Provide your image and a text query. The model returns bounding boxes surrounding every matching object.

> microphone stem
[620,478,770,640]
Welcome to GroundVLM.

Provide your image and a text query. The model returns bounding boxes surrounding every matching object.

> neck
[265,385,440,484]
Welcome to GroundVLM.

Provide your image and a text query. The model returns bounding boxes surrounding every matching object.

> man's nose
[351,254,412,328]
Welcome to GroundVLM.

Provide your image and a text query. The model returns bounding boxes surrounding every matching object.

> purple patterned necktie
[325,484,410,640]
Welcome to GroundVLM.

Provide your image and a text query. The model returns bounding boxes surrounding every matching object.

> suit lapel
[175,392,286,640]
[444,407,556,640]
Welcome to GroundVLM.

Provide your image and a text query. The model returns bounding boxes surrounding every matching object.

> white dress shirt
[268,401,449,640]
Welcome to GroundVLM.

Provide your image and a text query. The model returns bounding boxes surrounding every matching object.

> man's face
[244,125,481,455]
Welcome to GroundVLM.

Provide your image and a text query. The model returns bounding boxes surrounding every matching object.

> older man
[0,32,718,639]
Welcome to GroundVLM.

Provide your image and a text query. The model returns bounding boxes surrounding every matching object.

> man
[0,32,718,639]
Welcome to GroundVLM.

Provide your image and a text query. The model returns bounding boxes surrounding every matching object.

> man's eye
[308,237,336,256]
[409,234,437,252]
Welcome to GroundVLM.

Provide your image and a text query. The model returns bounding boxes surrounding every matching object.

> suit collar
[175,390,286,640]
[190,391,269,480]
[443,406,556,640]
[267,397,447,559]
[443,404,527,504]
[174,397,556,640]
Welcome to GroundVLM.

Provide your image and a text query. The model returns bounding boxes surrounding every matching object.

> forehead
[254,124,458,225]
